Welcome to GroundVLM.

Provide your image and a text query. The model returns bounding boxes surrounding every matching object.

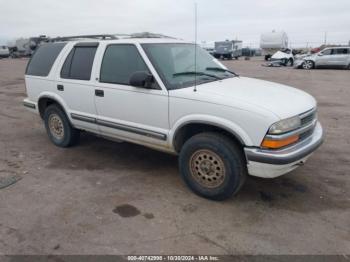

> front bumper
[23,98,38,113]
[244,122,324,178]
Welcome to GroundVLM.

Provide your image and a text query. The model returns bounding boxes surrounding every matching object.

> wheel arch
[171,118,251,153]
[37,93,69,120]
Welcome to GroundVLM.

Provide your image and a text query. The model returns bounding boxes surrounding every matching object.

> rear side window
[26,43,66,76]
[61,44,97,80]
[100,44,149,85]
[334,48,348,54]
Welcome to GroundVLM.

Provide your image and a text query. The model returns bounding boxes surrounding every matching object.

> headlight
[268,116,301,135]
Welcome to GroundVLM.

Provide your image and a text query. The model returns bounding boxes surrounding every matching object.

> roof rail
[49,34,118,42]
[48,32,177,42]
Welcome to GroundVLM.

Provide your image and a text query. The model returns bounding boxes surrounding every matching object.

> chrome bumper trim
[23,101,36,109]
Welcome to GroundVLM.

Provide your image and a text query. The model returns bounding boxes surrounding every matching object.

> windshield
[142,43,236,90]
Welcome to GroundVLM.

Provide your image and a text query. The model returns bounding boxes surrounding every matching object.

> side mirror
[318,53,324,56]
[129,71,154,88]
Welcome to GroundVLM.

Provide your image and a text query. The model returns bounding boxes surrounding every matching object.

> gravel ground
[0,57,349,255]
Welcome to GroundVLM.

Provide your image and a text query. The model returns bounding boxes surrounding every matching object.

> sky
[0,0,350,47]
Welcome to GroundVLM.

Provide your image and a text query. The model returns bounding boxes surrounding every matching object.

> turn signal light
[261,135,299,149]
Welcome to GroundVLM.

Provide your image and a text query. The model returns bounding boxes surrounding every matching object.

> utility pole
[324,32,327,45]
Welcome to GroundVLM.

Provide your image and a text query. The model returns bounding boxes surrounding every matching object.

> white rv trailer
[260,31,289,60]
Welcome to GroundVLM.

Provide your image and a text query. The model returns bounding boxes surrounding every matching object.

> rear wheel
[302,60,314,70]
[44,104,80,147]
[179,132,247,200]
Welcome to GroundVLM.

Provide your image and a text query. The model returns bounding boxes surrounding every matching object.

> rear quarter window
[334,48,349,54]
[26,43,66,77]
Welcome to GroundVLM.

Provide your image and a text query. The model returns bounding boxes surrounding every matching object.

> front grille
[299,108,317,141]
[299,128,314,141]
[300,110,316,126]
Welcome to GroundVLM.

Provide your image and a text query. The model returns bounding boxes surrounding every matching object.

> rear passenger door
[331,48,349,67]
[93,43,169,147]
[55,42,99,133]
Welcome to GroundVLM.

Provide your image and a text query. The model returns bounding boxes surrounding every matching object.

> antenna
[193,2,198,92]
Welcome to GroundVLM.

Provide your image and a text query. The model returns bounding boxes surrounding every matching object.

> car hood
[301,54,316,61]
[171,76,316,120]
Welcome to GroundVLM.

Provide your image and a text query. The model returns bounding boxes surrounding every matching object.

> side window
[321,49,332,55]
[26,43,66,76]
[100,44,149,85]
[61,44,97,80]
[334,48,348,55]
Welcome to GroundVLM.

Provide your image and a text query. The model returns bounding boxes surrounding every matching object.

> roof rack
[129,32,176,39]
[49,34,118,42]
[48,32,176,42]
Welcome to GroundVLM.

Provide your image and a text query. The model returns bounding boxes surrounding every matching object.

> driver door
[315,49,333,67]
[93,43,169,148]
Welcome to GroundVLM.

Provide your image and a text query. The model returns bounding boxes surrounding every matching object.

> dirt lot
[0,57,349,255]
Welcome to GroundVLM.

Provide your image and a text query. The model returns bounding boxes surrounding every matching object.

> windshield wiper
[206,67,239,77]
[173,71,222,80]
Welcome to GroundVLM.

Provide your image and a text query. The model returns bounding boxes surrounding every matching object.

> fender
[37,92,71,120]
[169,114,254,148]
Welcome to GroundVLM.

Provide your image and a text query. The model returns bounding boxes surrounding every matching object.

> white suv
[23,36,324,200]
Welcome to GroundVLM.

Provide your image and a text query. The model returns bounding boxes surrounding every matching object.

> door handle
[95,89,104,97]
[57,85,64,91]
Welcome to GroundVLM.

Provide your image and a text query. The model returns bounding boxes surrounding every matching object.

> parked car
[0,46,10,58]
[8,35,50,58]
[213,40,242,60]
[295,47,350,69]
[23,36,323,200]
[270,49,294,66]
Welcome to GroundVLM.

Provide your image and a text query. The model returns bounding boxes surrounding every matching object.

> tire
[264,55,271,61]
[179,132,247,201]
[44,104,80,147]
[302,60,314,70]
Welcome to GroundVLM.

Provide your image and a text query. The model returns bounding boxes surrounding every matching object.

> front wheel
[179,133,247,200]
[44,104,80,147]
[302,60,314,70]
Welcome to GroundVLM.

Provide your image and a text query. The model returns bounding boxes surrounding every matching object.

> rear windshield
[26,43,66,77]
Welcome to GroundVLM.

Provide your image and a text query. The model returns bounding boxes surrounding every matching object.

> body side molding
[70,113,167,141]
